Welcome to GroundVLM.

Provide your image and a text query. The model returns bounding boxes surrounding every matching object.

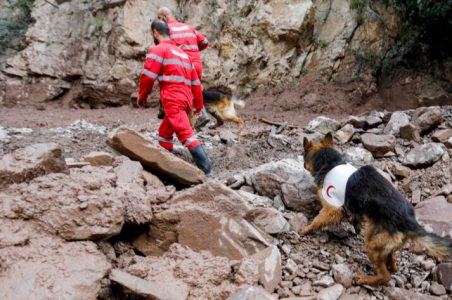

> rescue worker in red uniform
[157,7,210,128]
[137,20,212,176]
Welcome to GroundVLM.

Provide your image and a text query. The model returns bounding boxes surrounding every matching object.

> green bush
[0,0,35,56]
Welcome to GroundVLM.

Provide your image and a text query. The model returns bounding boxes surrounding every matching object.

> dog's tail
[409,228,452,261]
[232,97,245,108]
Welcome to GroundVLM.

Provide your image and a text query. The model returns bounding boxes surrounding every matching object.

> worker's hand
[137,98,146,109]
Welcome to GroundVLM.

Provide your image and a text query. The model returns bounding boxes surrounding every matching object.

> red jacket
[138,40,203,110]
[167,19,208,64]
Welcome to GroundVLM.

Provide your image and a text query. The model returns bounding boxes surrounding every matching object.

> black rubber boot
[189,145,212,177]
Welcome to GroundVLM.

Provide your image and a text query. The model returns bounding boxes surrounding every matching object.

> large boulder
[400,143,444,168]
[361,133,396,157]
[415,196,452,239]
[107,127,206,186]
[0,220,111,300]
[383,112,410,135]
[0,166,125,240]
[247,159,317,211]
[132,181,272,260]
[109,269,188,300]
[0,143,67,188]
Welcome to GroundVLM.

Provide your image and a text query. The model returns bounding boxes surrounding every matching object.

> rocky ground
[0,104,451,300]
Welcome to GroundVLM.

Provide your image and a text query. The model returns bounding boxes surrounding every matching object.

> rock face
[400,143,444,168]
[0,221,111,300]
[0,166,125,240]
[415,196,452,239]
[247,159,317,211]
[107,126,206,186]
[0,143,67,188]
[133,181,272,260]
[361,133,396,157]
[1,0,400,105]
[109,269,188,300]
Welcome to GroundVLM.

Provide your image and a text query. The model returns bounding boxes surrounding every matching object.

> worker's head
[157,7,173,22]
[150,19,170,45]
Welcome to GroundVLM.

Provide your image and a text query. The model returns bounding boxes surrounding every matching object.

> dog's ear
[322,132,334,147]
[303,137,313,152]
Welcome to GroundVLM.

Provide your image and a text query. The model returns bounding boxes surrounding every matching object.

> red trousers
[158,105,200,151]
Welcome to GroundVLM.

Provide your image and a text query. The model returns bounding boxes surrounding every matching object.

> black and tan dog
[300,133,452,286]
[158,90,245,131]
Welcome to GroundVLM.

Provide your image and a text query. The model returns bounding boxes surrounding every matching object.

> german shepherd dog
[158,90,245,131]
[300,133,452,286]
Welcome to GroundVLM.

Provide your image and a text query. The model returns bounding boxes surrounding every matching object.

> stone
[314,275,335,287]
[227,174,246,189]
[391,163,411,178]
[142,170,165,190]
[288,213,308,232]
[384,287,441,300]
[436,263,452,291]
[247,159,317,211]
[361,133,396,157]
[334,124,354,144]
[317,284,344,300]
[432,129,452,144]
[0,166,124,240]
[346,116,366,128]
[237,190,274,208]
[411,189,421,204]
[412,107,443,134]
[0,143,67,188]
[0,226,110,300]
[109,269,188,300]
[415,196,452,239]
[399,124,421,142]
[364,116,383,128]
[307,116,340,135]
[384,112,410,135]
[400,143,444,168]
[332,264,353,288]
[114,157,153,225]
[83,151,115,166]
[285,259,299,274]
[429,282,446,296]
[447,137,452,148]
[251,245,282,292]
[246,207,290,234]
[344,147,373,165]
[107,127,206,186]
[132,182,272,260]
[227,286,275,300]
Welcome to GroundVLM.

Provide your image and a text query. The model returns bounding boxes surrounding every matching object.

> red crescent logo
[326,185,335,198]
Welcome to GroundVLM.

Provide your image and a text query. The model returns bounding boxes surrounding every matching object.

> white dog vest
[321,163,357,207]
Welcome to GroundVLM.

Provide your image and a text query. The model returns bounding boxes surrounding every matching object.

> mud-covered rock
[0,222,110,300]
[0,166,124,240]
[109,269,188,300]
[400,143,444,168]
[133,181,272,260]
[247,159,317,211]
[107,126,206,186]
[0,143,67,188]
[245,207,290,235]
[415,196,452,239]
[361,133,396,157]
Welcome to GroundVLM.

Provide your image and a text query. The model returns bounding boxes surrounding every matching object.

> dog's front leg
[299,206,344,236]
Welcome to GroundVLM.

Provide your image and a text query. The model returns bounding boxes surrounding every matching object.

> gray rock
[110,269,188,300]
[344,147,373,165]
[246,207,290,234]
[307,116,340,135]
[384,112,410,135]
[429,282,446,296]
[432,128,452,144]
[285,259,298,275]
[247,159,317,211]
[332,264,353,288]
[227,286,275,300]
[364,115,383,128]
[314,275,335,287]
[335,124,354,144]
[400,143,444,168]
[384,287,441,300]
[317,284,344,300]
[436,263,452,291]
[361,133,396,157]
[288,213,308,232]
[415,196,452,239]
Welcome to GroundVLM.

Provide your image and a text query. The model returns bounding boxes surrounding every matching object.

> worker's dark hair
[150,19,170,36]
